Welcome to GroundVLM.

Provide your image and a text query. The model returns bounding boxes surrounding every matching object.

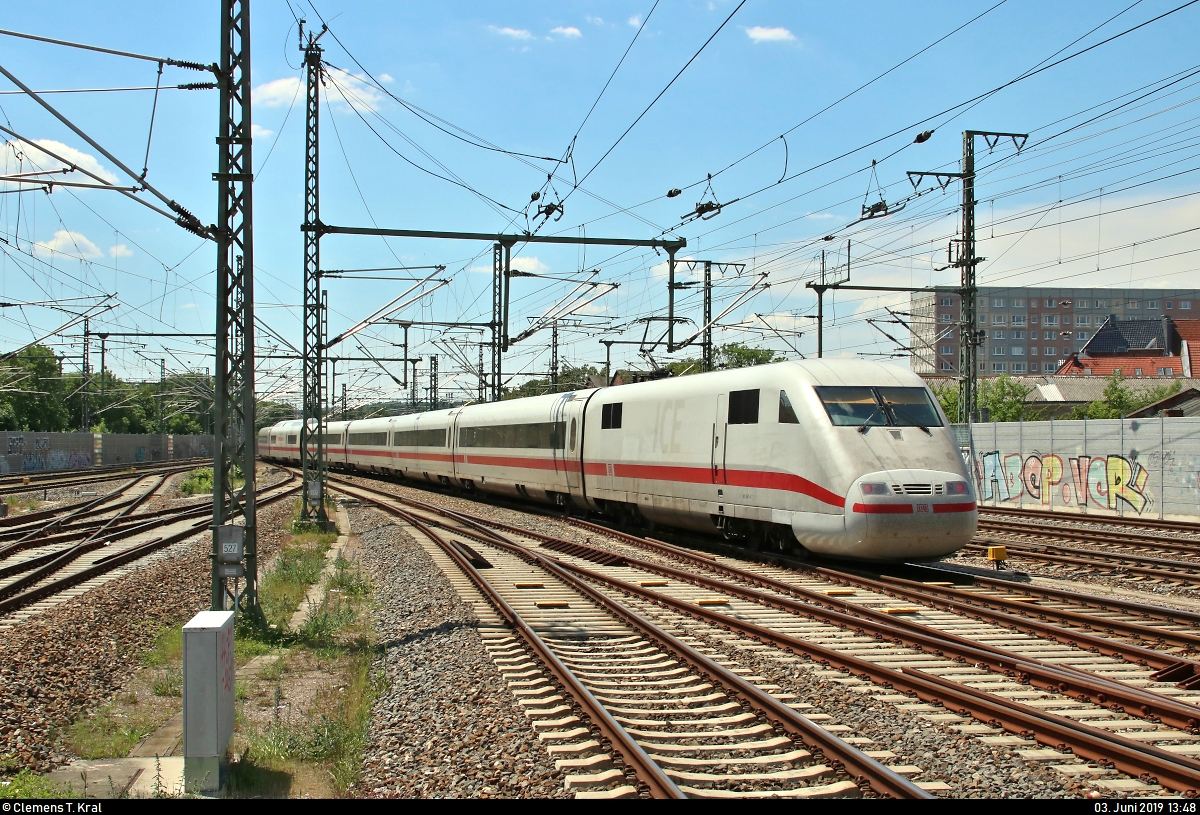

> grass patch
[228,511,380,798]
[5,495,41,513]
[178,465,244,497]
[0,769,77,798]
[258,532,337,630]
[65,705,162,760]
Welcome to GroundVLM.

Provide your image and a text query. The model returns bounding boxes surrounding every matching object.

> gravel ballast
[353,506,568,798]
[0,475,294,773]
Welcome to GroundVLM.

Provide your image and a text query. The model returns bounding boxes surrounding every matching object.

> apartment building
[910,287,1200,376]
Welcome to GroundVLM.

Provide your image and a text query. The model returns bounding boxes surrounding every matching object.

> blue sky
[2,1,1199,406]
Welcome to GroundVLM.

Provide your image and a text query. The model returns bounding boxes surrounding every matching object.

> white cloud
[34,229,102,259]
[250,123,273,140]
[379,73,395,83]
[804,212,835,220]
[585,15,604,26]
[551,26,582,38]
[17,140,118,185]
[628,14,641,27]
[490,26,533,40]
[510,256,549,274]
[323,67,386,113]
[251,76,301,108]
[108,244,133,258]
[745,26,795,43]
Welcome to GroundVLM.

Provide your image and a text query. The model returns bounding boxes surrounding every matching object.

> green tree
[716,342,784,369]
[0,346,71,431]
[257,400,298,430]
[1067,372,1182,419]
[929,380,959,421]
[979,375,1035,422]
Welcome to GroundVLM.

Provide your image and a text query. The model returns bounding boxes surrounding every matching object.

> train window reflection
[815,387,885,427]
[778,390,800,424]
[877,387,943,427]
[459,421,566,449]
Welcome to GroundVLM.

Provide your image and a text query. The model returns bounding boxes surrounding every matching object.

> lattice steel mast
[212,0,260,615]
[300,23,330,526]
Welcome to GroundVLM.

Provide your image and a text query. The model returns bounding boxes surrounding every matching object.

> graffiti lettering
[977,451,1152,514]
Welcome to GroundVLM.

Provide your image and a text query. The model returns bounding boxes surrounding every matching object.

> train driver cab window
[728,389,760,424]
[601,403,623,429]
[815,387,883,427]
[815,387,942,429]
[569,418,577,451]
[876,387,943,428]
[778,390,800,424]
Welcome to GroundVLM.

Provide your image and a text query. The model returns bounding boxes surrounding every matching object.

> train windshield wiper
[885,401,931,434]
[857,406,883,434]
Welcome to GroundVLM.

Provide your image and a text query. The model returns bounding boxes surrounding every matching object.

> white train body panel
[261,360,976,561]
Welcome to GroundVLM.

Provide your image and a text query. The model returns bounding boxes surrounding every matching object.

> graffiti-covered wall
[963,418,1200,521]
[0,432,211,474]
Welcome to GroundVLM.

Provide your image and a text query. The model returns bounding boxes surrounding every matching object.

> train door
[713,393,727,484]
[560,395,588,502]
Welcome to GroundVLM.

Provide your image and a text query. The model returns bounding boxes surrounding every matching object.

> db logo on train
[915,504,930,513]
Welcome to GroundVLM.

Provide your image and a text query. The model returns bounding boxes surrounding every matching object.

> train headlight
[945,481,970,495]
[860,482,889,495]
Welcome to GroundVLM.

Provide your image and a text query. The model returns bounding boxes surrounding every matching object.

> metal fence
[0,432,212,474]
[955,418,1200,521]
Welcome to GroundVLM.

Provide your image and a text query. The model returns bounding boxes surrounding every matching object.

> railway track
[964,539,1200,587]
[0,471,297,627]
[327,475,929,799]
[327,471,1200,796]
[981,506,1200,537]
[0,459,205,499]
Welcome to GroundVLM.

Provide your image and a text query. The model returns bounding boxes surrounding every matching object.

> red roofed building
[1055,354,1184,377]
[1054,315,1197,377]
[1174,319,1200,377]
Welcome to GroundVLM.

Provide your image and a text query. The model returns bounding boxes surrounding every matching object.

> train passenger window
[392,428,447,447]
[778,390,800,424]
[601,403,623,429]
[728,389,759,424]
[348,432,389,446]
[569,418,577,451]
[459,422,565,448]
[877,387,943,427]
[286,435,298,444]
[814,387,884,427]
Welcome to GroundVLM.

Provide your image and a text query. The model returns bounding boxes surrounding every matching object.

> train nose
[844,469,978,560]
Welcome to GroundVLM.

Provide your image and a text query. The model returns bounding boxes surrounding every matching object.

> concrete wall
[958,417,1200,521]
[0,432,211,473]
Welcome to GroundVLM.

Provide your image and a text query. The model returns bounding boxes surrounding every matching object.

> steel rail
[875,574,1200,650]
[966,540,1200,585]
[325,475,1199,674]
[464,530,1200,736]
[376,503,684,799]
[552,515,1200,673]
[0,502,203,558]
[0,477,297,616]
[968,573,1200,628]
[981,505,1200,534]
[0,478,146,543]
[0,458,204,489]
[0,462,199,498]
[339,492,1200,734]
[328,474,1200,792]
[903,668,1200,795]
[560,560,1200,796]
[979,517,1200,555]
[331,476,932,799]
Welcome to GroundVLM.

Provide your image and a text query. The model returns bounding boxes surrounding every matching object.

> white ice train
[259,360,977,561]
